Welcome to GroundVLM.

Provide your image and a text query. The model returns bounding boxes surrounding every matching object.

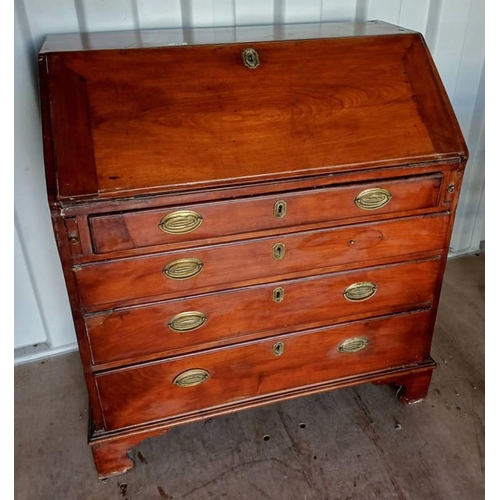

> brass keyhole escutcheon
[272,287,285,303]
[447,183,455,194]
[273,342,284,356]
[273,243,286,260]
[242,48,260,69]
[274,200,287,219]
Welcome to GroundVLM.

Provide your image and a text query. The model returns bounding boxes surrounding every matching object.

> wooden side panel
[404,34,467,158]
[96,310,434,430]
[90,174,443,253]
[64,218,82,256]
[86,258,440,366]
[46,56,98,198]
[49,214,105,430]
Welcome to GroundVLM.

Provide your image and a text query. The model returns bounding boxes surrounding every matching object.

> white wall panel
[399,0,430,34]
[430,0,472,99]
[21,0,80,49]
[283,0,322,24]
[136,0,183,29]
[75,0,139,32]
[213,0,236,26]
[14,222,46,349]
[366,0,402,25]
[14,4,76,352]
[424,0,443,53]
[234,0,272,25]
[13,0,485,358]
[321,0,357,22]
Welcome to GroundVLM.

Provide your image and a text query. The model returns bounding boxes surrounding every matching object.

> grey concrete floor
[15,253,485,500]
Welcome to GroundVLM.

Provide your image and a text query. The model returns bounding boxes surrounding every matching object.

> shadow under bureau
[37,21,468,478]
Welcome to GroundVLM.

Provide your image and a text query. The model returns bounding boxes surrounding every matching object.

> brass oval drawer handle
[163,258,204,280]
[354,188,392,210]
[242,48,260,69]
[158,210,203,235]
[168,311,207,332]
[173,369,210,388]
[273,243,286,260]
[338,337,369,354]
[343,281,377,302]
[274,200,287,218]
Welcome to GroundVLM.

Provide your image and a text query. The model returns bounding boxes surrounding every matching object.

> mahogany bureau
[38,21,467,478]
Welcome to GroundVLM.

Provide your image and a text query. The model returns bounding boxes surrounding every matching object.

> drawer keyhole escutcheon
[273,342,284,356]
[272,287,285,303]
[163,258,204,280]
[338,337,369,353]
[158,210,203,234]
[273,243,286,260]
[168,311,207,332]
[173,369,210,388]
[343,282,377,302]
[354,188,392,210]
[242,48,260,69]
[274,200,287,218]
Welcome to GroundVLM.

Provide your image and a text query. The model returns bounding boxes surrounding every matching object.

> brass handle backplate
[343,282,377,302]
[354,188,392,210]
[168,311,207,332]
[173,369,210,388]
[272,287,285,303]
[274,200,287,219]
[242,48,260,69]
[273,243,286,260]
[159,210,203,235]
[163,258,204,280]
[338,337,369,354]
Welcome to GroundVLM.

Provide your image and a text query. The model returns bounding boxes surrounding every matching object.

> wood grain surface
[96,310,434,430]
[75,213,449,310]
[41,34,465,200]
[37,23,468,478]
[86,258,440,367]
[90,173,442,253]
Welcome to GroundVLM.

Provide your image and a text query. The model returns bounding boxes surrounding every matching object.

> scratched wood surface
[75,214,450,311]
[14,253,484,500]
[40,32,465,201]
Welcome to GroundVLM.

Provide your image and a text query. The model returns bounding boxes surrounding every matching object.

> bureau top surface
[40,21,413,53]
[39,21,466,203]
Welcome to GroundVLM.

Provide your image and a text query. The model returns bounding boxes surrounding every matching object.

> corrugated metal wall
[14,0,485,361]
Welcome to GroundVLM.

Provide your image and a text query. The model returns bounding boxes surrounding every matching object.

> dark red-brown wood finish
[38,21,467,478]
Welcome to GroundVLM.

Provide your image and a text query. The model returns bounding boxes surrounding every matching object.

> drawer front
[96,310,434,430]
[76,213,449,310]
[87,258,440,365]
[90,174,442,253]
